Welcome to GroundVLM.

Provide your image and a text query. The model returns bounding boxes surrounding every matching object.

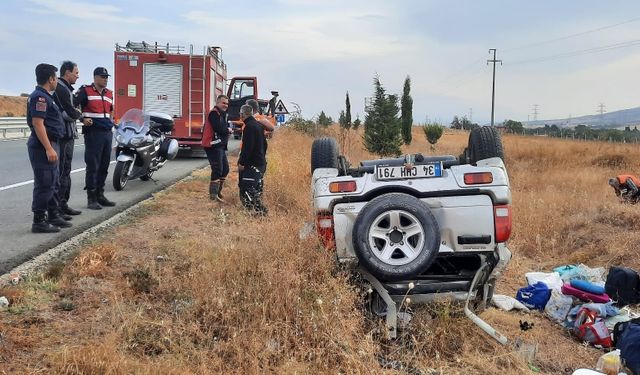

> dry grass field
[1,126,639,374]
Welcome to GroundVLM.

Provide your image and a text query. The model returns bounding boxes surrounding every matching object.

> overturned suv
[311,127,512,343]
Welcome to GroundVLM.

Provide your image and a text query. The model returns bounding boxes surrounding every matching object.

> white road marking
[0,160,116,192]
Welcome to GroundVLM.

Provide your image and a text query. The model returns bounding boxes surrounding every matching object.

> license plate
[375,163,442,180]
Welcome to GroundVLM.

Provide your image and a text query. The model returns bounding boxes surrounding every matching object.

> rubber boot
[47,209,72,228]
[61,201,82,216]
[217,179,225,202]
[96,188,116,207]
[32,212,60,233]
[87,189,102,210]
[209,181,222,202]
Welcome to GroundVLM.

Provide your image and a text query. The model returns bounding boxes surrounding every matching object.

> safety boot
[32,212,60,233]
[57,208,72,221]
[87,189,102,210]
[47,209,72,228]
[61,201,82,216]
[96,188,116,207]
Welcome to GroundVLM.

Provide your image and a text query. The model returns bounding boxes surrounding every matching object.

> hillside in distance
[0,95,27,117]
[524,106,640,129]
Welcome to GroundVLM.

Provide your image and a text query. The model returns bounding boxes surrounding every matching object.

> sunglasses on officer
[98,75,109,79]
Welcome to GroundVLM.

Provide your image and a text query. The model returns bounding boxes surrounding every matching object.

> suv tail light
[329,181,357,193]
[464,172,493,185]
[494,204,512,243]
[316,214,336,250]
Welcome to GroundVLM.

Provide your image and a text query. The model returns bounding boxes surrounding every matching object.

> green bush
[422,123,444,147]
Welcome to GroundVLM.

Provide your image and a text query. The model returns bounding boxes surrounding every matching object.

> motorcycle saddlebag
[159,138,179,160]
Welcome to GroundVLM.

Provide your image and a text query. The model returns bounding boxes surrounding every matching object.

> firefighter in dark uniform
[201,94,230,201]
[53,61,82,217]
[27,63,72,233]
[75,67,116,209]
[237,104,268,216]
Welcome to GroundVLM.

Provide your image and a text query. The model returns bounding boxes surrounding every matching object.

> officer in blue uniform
[27,63,73,233]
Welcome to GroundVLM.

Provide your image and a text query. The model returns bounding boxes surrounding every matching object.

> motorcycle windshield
[118,108,150,134]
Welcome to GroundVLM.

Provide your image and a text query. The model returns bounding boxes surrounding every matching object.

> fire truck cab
[226,77,277,139]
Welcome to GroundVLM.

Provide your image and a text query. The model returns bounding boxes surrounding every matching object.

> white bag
[525,271,563,292]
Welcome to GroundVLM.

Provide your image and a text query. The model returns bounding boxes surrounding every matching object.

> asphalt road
[0,136,237,274]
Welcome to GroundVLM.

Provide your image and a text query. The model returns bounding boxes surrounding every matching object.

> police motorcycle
[112,108,179,191]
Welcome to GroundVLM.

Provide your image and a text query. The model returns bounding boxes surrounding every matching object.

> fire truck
[113,41,277,152]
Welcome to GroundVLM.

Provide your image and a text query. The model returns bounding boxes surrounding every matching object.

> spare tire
[352,193,440,281]
[468,126,504,164]
[311,137,339,174]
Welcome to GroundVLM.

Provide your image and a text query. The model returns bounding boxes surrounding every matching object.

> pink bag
[561,283,610,303]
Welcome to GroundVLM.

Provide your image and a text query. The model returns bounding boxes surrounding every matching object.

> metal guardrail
[0,117,29,138]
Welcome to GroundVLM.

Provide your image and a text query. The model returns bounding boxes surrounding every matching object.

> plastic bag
[545,289,573,323]
[526,271,563,292]
[595,350,621,375]
[558,264,605,283]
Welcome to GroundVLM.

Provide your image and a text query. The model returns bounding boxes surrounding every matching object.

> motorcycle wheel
[113,160,132,191]
[140,170,154,181]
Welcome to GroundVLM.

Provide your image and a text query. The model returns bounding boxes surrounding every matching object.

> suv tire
[352,193,440,281]
[311,137,339,174]
[468,126,504,164]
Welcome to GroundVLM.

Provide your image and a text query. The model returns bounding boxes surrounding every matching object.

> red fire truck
[114,41,279,152]
[114,41,227,153]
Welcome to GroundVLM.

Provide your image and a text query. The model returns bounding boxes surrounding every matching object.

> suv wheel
[311,137,339,174]
[468,126,504,164]
[352,193,440,281]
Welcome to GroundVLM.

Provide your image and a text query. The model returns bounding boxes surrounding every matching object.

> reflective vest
[81,84,114,129]
[201,107,221,147]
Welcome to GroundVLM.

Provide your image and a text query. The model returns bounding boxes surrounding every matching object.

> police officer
[201,94,230,202]
[75,67,116,209]
[27,63,72,233]
[53,61,82,217]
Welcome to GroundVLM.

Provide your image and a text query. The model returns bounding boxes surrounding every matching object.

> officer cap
[93,67,110,77]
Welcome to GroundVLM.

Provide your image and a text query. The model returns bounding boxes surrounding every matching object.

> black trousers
[28,137,59,213]
[58,137,74,203]
[204,146,229,181]
[239,165,267,215]
[84,128,112,190]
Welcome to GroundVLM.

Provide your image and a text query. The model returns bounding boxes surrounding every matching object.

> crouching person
[237,104,267,216]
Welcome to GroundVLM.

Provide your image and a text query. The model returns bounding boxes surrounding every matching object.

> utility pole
[487,49,502,126]
[469,108,473,123]
[532,104,539,122]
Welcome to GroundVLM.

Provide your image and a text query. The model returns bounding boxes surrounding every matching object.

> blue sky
[1,0,639,124]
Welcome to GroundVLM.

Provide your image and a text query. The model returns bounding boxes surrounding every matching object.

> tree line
[288,75,446,157]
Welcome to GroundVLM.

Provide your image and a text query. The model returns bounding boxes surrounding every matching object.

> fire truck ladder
[188,45,206,137]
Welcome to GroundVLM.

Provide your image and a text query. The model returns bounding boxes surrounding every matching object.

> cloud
[27,0,149,24]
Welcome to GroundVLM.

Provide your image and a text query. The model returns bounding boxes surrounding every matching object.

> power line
[508,39,640,65]
[503,16,640,52]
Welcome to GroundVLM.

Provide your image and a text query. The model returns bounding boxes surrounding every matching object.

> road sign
[274,99,289,114]
[276,114,285,123]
